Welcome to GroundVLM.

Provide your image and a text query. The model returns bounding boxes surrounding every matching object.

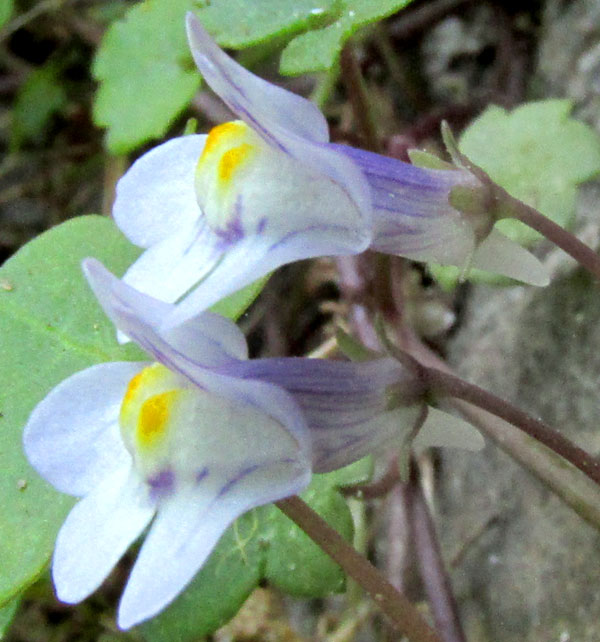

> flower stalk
[424,366,600,486]
[276,495,442,642]
[404,463,467,642]
[509,195,600,281]
[401,326,600,530]
[376,318,600,487]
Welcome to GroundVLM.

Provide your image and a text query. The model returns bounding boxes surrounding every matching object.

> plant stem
[405,465,467,642]
[421,365,600,486]
[275,496,442,642]
[339,44,381,153]
[511,196,600,281]
[379,326,600,488]
[403,329,600,530]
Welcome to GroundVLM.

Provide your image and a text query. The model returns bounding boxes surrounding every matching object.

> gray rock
[440,267,600,641]
[434,3,600,639]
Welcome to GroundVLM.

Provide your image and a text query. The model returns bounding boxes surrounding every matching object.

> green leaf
[0,596,20,640]
[11,62,67,149]
[459,99,600,247]
[141,459,372,642]
[0,216,144,605]
[210,274,269,320]
[93,0,200,154]
[264,459,372,596]
[195,0,338,48]
[280,0,415,75]
[0,0,13,29]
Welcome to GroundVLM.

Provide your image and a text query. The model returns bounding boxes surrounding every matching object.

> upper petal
[23,361,146,496]
[83,260,312,453]
[186,14,373,242]
[186,14,328,145]
[83,258,248,365]
[53,464,155,604]
[113,135,206,248]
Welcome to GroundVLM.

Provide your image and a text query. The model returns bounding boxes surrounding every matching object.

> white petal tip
[472,230,551,287]
[116,329,132,344]
[116,607,141,631]
[416,407,485,453]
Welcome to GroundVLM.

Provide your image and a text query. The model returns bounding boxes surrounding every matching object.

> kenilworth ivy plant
[3,2,600,642]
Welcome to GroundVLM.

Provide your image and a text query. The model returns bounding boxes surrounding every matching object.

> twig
[276,496,442,642]
[405,464,467,642]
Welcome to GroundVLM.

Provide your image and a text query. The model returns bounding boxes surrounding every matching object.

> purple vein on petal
[217,464,262,499]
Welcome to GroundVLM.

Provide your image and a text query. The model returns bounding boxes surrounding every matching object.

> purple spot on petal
[215,198,245,247]
[147,469,175,498]
[196,467,209,484]
[257,217,267,234]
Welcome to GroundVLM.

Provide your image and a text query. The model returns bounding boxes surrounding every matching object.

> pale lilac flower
[23,259,312,629]
[23,260,482,628]
[113,14,548,331]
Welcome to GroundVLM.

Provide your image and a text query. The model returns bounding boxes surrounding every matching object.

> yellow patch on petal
[136,390,180,449]
[197,120,256,189]
[119,363,182,448]
[123,370,144,406]
[218,143,253,183]
[201,121,247,158]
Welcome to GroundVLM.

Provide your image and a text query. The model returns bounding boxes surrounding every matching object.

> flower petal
[120,144,372,326]
[118,426,311,628]
[120,215,224,306]
[53,464,155,604]
[83,259,247,364]
[113,135,207,248]
[83,259,312,452]
[413,406,485,453]
[186,14,328,145]
[186,14,373,248]
[23,362,146,496]
[226,356,424,472]
[334,144,478,265]
[161,217,370,329]
[470,228,550,286]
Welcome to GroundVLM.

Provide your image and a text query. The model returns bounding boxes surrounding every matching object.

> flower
[23,259,313,629]
[23,260,482,628]
[114,13,548,331]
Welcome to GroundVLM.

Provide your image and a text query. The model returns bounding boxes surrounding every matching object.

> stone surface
[440,268,600,641]
[432,3,600,639]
